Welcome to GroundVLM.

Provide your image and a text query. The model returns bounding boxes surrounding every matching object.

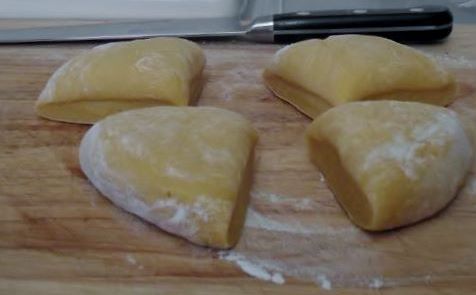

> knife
[0,5,452,43]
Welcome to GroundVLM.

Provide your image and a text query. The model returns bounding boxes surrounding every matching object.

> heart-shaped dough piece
[37,37,205,124]
[79,106,257,248]
[264,35,456,118]
[306,101,472,230]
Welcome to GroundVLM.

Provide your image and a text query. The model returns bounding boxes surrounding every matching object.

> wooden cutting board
[1,25,476,294]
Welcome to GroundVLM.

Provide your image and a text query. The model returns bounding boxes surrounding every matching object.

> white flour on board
[125,254,137,265]
[316,274,332,290]
[219,251,285,285]
[319,172,326,183]
[218,190,355,290]
[462,177,476,197]
[204,50,267,101]
[368,277,384,289]
[458,0,476,8]
[246,207,314,234]
[427,53,476,69]
[250,190,320,211]
[124,253,146,271]
[220,188,475,289]
[209,64,264,101]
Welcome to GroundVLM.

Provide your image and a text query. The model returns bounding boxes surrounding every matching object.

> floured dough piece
[264,35,456,118]
[36,37,205,124]
[79,106,257,248]
[306,101,472,230]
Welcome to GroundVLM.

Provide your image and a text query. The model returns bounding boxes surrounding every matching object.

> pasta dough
[36,37,205,124]
[306,101,472,231]
[79,106,258,248]
[264,35,456,118]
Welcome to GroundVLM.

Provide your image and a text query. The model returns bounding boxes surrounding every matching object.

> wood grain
[1,25,476,294]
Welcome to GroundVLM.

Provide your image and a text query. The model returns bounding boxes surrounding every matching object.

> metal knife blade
[0,17,246,43]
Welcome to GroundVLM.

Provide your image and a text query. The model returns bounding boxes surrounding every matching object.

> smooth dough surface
[36,37,205,124]
[306,101,472,231]
[79,106,258,248]
[264,35,456,118]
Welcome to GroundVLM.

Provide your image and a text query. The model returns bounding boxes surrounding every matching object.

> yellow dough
[264,35,456,118]
[306,101,472,231]
[79,106,257,248]
[36,37,205,124]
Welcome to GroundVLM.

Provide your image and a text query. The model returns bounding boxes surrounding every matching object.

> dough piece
[264,35,456,118]
[79,106,257,248]
[36,37,205,124]
[306,101,472,230]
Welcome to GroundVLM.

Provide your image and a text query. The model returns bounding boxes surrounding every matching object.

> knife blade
[0,5,452,43]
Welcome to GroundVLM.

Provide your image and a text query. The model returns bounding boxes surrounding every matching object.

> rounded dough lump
[306,101,473,231]
[264,35,456,118]
[79,106,258,249]
[36,37,205,124]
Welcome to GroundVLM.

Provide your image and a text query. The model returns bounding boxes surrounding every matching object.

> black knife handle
[273,6,452,43]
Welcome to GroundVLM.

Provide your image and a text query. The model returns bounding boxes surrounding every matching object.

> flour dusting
[80,124,219,245]
[218,190,356,289]
[149,195,217,237]
[363,108,468,180]
[316,275,332,290]
[369,277,384,289]
[428,53,476,69]
[458,0,476,8]
[134,53,167,73]
[462,177,476,196]
[251,190,320,211]
[245,207,313,234]
[319,172,326,183]
[219,251,285,285]
[205,63,263,101]
[164,165,192,179]
[219,189,453,290]
[125,254,137,265]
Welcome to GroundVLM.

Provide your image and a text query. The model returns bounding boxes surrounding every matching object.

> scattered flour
[205,63,264,101]
[245,207,314,234]
[251,190,320,211]
[369,277,384,289]
[134,53,168,73]
[315,275,332,290]
[220,190,445,290]
[164,165,192,179]
[319,172,326,183]
[458,0,476,8]
[218,190,356,289]
[125,254,137,265]
[168,205,188,224]
[125,254,145,270]
[249,191,357,235]
[294,198,314,210]
[252,191,284,203]
[428,53,476,69]
[219,251,285,285]
[149,195,218,235]
[462,177,476,196]
[119,134,149,158]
